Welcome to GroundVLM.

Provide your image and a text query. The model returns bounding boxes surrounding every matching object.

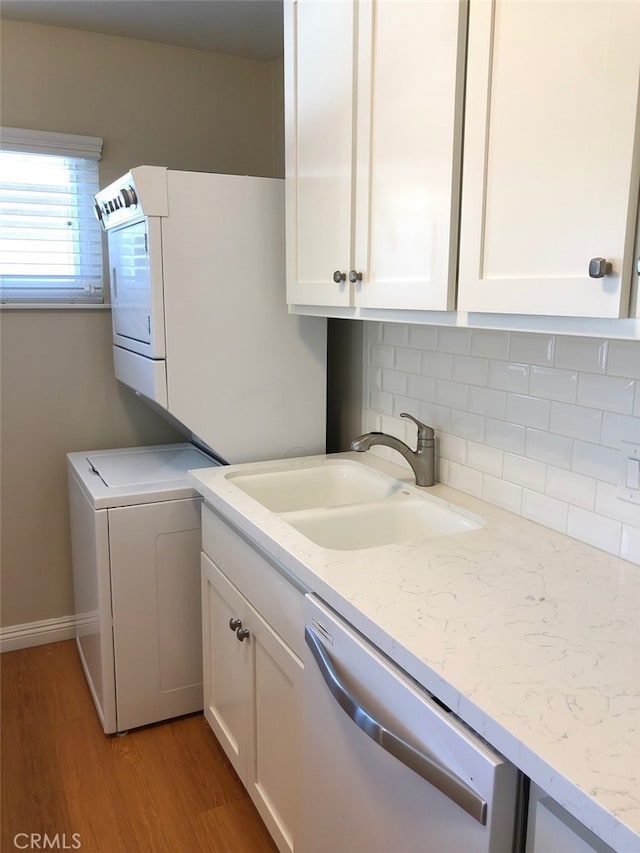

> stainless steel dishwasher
[300,595,520,852]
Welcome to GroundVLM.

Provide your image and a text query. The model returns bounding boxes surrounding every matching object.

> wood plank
[1,640,278,852]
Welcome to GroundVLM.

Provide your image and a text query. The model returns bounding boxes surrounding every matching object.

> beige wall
[0,20,280,628]
[1,19,278,183]
[271,55,285,178]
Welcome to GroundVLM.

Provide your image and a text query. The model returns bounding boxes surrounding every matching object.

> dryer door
[109,217,165,358]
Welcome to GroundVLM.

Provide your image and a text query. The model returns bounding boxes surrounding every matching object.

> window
[0,127,104,304]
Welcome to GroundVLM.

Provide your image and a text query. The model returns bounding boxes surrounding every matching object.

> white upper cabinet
[458,0,640,319]
[284,0,467,311]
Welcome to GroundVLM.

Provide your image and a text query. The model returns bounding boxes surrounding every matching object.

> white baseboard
[0,615,79,653]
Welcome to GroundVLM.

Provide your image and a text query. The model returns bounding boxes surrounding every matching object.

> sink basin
[226,458,484,551]
[226,461,402,513]
[283,497,482,551]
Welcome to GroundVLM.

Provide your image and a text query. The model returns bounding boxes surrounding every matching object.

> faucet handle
[400,412,434,442]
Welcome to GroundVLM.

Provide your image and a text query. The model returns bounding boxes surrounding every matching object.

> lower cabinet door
[248,607,302,853]
[526,783,616,853]
[108,497,204,732]
[201,552,302,853]
[201,553,250,782]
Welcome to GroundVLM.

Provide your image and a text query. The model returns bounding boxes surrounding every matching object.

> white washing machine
[67,443,219,734]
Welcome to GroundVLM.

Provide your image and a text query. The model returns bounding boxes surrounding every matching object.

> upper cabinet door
[355,0,466,311]
[284,0,355,307]
[285,0,466,312]
[458,0,640,318]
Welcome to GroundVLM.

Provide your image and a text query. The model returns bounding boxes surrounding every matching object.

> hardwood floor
[1,640,278,853]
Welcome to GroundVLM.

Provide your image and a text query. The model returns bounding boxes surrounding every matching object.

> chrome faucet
[351,412,435,487]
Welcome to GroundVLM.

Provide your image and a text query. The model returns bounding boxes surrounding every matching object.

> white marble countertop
[190,452,640,853]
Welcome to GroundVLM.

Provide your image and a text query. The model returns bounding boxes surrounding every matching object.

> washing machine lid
[88,446,213,488]
[68,443,220,509]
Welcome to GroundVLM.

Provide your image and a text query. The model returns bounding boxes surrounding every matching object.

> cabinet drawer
[202,504,305,660]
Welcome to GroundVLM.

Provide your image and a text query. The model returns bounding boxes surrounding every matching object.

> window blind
[0,127,104,304]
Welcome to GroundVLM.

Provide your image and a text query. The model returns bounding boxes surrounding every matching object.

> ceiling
[0,0,284,61]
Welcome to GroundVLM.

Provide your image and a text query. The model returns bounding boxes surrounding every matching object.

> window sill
[0,303,111,311]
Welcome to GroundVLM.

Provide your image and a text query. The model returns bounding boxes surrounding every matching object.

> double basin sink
[226,460,484,551]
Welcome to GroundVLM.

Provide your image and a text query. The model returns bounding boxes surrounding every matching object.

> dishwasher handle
[305,625,488,826]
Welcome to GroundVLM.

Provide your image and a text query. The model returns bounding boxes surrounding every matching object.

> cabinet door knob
[588,257,613,278]
[332,270,346,283]
[236,627,250,642]
[348,270,363,283]
[229,617,242,632]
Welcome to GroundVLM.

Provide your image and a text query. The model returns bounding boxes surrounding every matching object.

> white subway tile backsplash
[437,456,449,483]
[417,401,451,432]
[488,361,529,394]
[545,466,596,510]
[435,379,469,409]
[577,373,635,415]
[470,329,510,360]
[509,333,554,366]
[370,388,394,415]
[446,460,483,497]
[503,453,547,492]
[369,367,382,390]
[549,401,602,443]
[571,440,619,485]
[408,325,438,351]
[394,346,422,374]
[482,474,522,513]
[525,428,572,468]
[393,395,417,418]
[437,326,471,355]
[601,412,640,449]
[567,507,622,554]
[469,386,507,419]
[453,354,489,386]
[438,433,467,464]
[407,374,436,401]
[595,482,640,528]
[421,351,454,379]
[485,418,526,454]
[607,340,640,379]
[362,408,380,431]
[529,366,578,402]
[368,325,383,346]
[467,441,503,476]
[522,490,568,533]
[382,323,409,347]
[370,344,395,369]
[554,337,608,373]
[621,525,640,564]
[506,393,550,430]
[449,409,486,441]
[363,322,640,565]
[381,369,407,395]
[378,411,396,430]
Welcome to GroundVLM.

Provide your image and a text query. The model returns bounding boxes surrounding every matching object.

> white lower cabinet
[201,507,304,853]
[525,783,616,853]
